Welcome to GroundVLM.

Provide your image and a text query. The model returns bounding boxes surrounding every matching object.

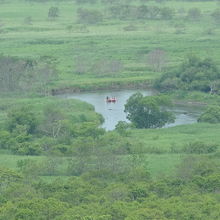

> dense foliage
[0,0,220,219]
[198,105,220,123]
[125,93,175,128]
[155,56,220,93]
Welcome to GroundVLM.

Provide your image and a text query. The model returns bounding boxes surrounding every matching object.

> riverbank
[50,77,153,95]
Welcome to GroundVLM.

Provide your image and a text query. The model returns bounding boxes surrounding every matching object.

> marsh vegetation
[0,0,220,219]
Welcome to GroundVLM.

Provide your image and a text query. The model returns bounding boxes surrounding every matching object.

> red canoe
[106,98,117,102]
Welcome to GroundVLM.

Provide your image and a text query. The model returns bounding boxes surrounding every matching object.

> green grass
[0,0,219,91]
[0,149,183,178]
[0,96,102,126]
[130,123,220,152]
[0,0,220,179]
[1,121,220,178]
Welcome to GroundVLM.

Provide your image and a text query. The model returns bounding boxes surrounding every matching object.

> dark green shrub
[183,141,218,154]
[198,106,220,123]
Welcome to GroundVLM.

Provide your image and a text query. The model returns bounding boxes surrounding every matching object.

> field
[0,0,219,91]
[1,1,220,218]
[0,0,220,178]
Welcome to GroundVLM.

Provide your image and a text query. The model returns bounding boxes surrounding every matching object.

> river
[59,89,202,130]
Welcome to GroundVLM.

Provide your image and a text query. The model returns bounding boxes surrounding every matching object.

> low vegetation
[0,0,220,218]
[155,55,220,93]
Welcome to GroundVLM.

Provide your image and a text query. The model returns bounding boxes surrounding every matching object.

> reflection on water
[59,90,202,131]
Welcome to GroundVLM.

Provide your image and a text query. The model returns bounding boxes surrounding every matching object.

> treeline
[22,0,220,24]
[75,5,220,25]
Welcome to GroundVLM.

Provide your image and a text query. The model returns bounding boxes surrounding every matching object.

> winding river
[59,90,203,130]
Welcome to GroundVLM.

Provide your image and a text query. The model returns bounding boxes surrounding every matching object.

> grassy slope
[130,123,220,151]
[0,0,219,90]
[0,96,101,127]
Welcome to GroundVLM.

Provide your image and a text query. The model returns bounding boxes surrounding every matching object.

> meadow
[0,0,220,178]
[1,1,220,218]
[0,0,219,91]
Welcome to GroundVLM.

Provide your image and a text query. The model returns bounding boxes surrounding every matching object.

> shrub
[183,141,218,154]
[77,8,103,24]
[198,106,220,123]
[155,55,220,93]
[48,7,59,18]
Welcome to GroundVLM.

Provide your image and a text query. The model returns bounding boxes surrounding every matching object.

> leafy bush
[198,106,220,123]
[48,7,59,18]
[155,55,220,93]
[183,141,218,154]
[6,107,37,134]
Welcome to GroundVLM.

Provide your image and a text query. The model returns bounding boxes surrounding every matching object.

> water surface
[59,90,202,130]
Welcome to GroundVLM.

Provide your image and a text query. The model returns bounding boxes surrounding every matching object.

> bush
[6,107,37,134]
[198,106,220,123]
[160,7,175,20]
[12,142,43,155]
[77,8,103,24]
[183,141,218,154]
[155,55,220,93]
[48,7,59,18]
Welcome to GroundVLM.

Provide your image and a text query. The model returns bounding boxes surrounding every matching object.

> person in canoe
[106,96,117,102]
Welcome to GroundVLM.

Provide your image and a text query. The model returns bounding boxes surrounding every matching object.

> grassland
[0,0,219,91]
[0,0,220,179]
[1,121,220,178]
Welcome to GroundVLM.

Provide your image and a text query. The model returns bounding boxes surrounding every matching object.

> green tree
[198,106,220,123]
[124,93,175,128]
[48,7,59,19]
[160,7,175,20]
[6,107,37,134]
[155,55,220,92]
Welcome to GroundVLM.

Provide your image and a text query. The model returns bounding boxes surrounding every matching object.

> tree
[147,49,167,72]
[48,7,59,19]
[155,55,220,92]
[40,104,65,138]
[6,107,37,134]
[160,7,175,20]
[198,106,220,123]
[124,93,175,128]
